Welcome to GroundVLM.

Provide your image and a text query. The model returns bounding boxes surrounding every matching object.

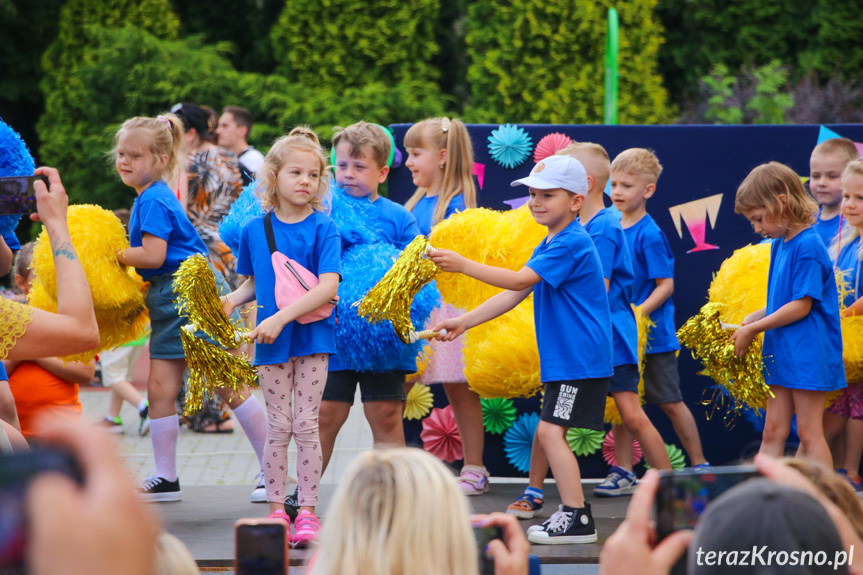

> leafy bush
[36,26,449,209]
[270,0,439,88]
[464,0,674,124]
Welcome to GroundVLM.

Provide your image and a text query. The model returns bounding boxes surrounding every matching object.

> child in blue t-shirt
[733,161,846,468]
[810,138,860,247]
[223,127,340,546]
[114,114,267,503]
[610,148,709,470]
[404,117,491,495]
[317,123,418,504]
[824,160,863,490]
[431,155,612,544]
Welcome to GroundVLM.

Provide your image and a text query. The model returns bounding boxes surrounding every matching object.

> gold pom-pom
[464,299,542,398]
[429,206,545,310]
[357,236,439,343]
[407,346,434,384]
[842,315,863,383]
[180,329,258,416]
[173,254,249,348]
[29,204,148,363]
[678,302,771,419]
[403,383,434,420]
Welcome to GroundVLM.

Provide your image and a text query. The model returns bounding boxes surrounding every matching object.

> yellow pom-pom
[464,299,542,398]
[605,305,654,424]
[29,205,148,362]
[429,206,545,310]
[32,205,145,311]
[842,315,863,383]
[708,243,771,325]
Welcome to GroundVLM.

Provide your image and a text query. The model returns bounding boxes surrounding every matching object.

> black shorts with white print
[540,378,610,430]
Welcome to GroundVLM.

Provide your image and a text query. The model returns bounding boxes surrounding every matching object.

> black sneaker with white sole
[527,503,596,544]
[284,486,299,520]
[139,474,182,502]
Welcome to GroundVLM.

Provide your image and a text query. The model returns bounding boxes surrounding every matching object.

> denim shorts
[608,363,640,394]
[322,370,408,404]
[145,268,237,360]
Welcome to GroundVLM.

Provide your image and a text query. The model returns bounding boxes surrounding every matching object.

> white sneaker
[251,471,266,503]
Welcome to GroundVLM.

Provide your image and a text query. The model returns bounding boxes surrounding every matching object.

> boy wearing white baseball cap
[429,154,613,544]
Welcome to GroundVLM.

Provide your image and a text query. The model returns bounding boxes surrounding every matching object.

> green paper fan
[645,443,687,470]
[566,428,605,457]
[481,398,517,434]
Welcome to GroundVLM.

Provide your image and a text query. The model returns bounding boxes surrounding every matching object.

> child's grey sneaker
[593,466,637,497]
[251,471,267,503]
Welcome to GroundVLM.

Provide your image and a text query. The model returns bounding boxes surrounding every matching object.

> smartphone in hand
[235,518,289,575]
[0,175,47,216]
[474,525,504,575]
[0,447,84,570]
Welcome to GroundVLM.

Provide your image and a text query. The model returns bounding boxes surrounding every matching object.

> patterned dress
[185,146,244,290]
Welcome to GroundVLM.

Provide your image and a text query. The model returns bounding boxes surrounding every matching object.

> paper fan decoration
[534,132,572,163]
[404,383,433,420]
[645,443,686,470]
[566,428,605,457]
[503,412,540,473]
[602,430,643,467]
[488,124,533,169]
[481,397,517,434]
[420,406,463,462]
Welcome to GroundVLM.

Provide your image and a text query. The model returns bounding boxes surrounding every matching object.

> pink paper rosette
[420,405,464,462]
[602,430,643,467]
[533,132,572,163]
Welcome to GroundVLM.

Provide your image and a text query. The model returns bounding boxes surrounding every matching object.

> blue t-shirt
[412,193,466,236]
[3,232,20,251]
[372,196,421,249]
[814,210,841,248]
[525,219,613,382]
[0,362,6,381]
[623,214,680,354]
[584,209,638,367]
[129,180,206,280]
[836,236,862,308]
[329,196,420,373]
[762,227,845,391]
[236,211,341,365]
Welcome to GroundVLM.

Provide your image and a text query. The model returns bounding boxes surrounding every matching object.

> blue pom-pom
[334,242,439,372]
[219,181,264,254]
[0,119,35,178]
[0,215,21,236]
[329,185,384,248]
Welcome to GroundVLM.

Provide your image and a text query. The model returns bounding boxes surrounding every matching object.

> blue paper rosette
[219,181,264,254]
[488,124,533,169]
[503,412,540,473]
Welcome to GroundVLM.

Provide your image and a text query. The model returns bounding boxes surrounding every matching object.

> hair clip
[440,117,451,133]
[156,115,173,132]
[170,103,183,114]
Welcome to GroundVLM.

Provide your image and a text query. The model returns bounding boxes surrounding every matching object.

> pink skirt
[415,302,467,385]
[827,381,863,420]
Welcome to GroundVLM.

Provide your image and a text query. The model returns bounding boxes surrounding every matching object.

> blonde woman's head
[310,448,478,575]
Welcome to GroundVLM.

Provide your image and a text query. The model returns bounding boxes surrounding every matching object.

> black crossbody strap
[264,211,277,255]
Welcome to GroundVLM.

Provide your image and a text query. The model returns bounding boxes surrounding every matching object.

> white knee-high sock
[232,394,267,468]
[150,415,179,481]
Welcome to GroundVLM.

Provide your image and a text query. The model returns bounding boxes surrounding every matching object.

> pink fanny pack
[264,212,338,324]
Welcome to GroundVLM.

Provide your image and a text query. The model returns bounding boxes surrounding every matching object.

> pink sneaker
[292,510,321,548]
[267,509,291,542]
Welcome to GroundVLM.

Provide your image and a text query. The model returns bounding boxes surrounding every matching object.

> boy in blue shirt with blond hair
[431,155,612,544]
[609,148,709,475]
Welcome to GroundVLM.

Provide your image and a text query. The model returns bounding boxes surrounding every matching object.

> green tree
[270,0,439,88]
[464,0,674,124]
[36,25,449,208]
[656,0,814,101]
[802,0,863,81]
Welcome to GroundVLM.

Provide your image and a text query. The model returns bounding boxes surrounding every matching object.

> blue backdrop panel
[389,124,863,477]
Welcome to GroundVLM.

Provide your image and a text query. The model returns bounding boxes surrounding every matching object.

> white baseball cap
[510,155,588,196]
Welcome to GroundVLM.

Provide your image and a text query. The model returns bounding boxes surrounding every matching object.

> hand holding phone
[473,512,530,575]
[235,519,289,575]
